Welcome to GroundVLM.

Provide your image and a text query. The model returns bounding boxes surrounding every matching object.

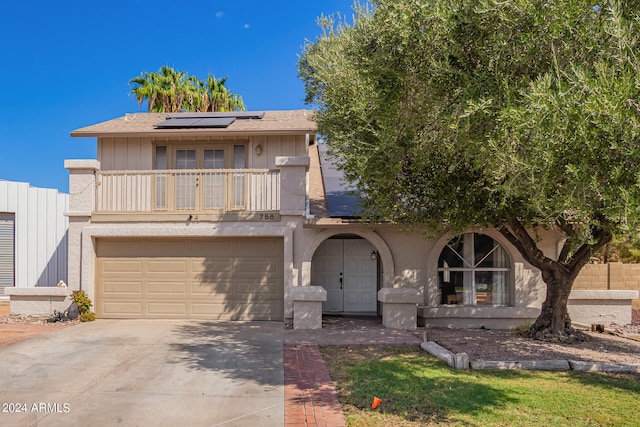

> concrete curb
[421,341,469,369]
[568,360,640,373]
[421,341,640,373]
[471,360,570,371]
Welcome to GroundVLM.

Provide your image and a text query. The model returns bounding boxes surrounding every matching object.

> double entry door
[311,238,378,314]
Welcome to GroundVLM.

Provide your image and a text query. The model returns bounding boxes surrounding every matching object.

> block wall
[573,263,640,309]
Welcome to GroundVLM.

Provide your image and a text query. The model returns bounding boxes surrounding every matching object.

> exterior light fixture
[255,144,263,155]
[370,250,378,260]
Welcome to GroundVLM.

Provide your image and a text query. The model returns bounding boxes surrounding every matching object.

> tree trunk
[497,218,612,340]
[531,267,574,335]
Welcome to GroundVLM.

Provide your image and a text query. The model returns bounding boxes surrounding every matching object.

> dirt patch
[0,315,79,349]
[414,326,640,365]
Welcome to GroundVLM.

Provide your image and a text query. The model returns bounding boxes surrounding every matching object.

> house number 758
[259,214,276,221]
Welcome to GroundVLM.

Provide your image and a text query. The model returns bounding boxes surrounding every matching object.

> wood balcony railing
[95,169,280,213]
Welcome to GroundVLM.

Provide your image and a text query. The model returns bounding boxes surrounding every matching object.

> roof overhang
[70,110,316,138]
[70,128,317,138]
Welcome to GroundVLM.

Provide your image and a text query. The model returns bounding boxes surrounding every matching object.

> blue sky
[0,0,355,193]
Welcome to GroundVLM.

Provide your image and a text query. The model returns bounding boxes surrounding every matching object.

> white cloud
[215,11,224,18]
[243,23,250,29]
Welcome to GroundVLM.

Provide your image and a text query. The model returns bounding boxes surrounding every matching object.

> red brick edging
[284,345,346,427]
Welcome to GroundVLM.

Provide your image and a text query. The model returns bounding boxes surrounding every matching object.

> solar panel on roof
[154,117,236,128]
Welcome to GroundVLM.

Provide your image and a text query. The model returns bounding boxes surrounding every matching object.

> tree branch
[508,218,545,262]
[555,217,575,237]
[497,218,554,272]
[498,220,539,267]
[557,241,572,264]
[555,218,575,263]
[567,218,613,276]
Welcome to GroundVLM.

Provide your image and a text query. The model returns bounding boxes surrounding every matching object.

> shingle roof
[70,110,316,137]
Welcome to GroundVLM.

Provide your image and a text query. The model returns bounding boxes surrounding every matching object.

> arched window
[437,233,510,306]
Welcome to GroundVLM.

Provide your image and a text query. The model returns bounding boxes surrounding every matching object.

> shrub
[79,311,98,322]
[71,290,97,322]
[514,322,532,335]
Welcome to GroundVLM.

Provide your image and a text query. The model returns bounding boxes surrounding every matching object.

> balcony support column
[64,160,100,292]
[276,156,310,216]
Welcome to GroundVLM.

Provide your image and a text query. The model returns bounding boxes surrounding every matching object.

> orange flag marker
[372,396,382,409]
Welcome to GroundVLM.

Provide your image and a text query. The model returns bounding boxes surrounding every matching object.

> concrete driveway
[0,320,283,427]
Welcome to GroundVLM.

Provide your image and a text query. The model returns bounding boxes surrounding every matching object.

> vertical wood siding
[0,181,69,288]
[97,135,307,171]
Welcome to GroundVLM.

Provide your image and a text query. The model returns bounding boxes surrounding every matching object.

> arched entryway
[312,235,379,314]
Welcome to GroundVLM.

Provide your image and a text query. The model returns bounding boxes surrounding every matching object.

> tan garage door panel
[96,238,283,320]
[103,302,143,315]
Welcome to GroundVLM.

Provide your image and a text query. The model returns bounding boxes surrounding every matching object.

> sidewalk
[283,316,421,426]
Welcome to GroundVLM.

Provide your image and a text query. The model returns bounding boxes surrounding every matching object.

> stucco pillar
[276,156,310,216]
[378,287,421,330]
[64,160,100,291]
[291,286,327,329]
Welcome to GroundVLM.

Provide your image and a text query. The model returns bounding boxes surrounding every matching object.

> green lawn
[320,346,640,427]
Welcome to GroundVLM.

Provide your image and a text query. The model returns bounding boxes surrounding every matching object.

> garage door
[95,237,283,320]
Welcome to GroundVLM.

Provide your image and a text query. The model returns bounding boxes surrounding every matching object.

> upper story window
[437,233,511,306]
[152,143,248,210]
[154,144,246,170]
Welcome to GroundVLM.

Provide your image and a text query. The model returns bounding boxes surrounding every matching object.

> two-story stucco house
[66,109,567,329]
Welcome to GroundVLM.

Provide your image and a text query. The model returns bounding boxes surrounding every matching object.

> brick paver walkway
[284,317,422,426]
[284,344,346,427]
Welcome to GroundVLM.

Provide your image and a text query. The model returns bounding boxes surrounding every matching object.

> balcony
[93,169,280,220]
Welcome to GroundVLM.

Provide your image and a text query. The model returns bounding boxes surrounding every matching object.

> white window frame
[437,232,511,306]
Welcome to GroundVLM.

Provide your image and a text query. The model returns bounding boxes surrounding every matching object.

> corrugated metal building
[0,180,68,290]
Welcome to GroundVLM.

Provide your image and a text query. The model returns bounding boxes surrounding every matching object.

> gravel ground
[417,324,640,365]
[0,314,57,324]
[0,315,78,349]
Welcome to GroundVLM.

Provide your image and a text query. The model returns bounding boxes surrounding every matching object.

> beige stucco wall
[67,210,553,324]
[65,160,100,292]
[295,223,556,328]
[294,225,558,310]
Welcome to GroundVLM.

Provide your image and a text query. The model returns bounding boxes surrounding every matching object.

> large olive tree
[299,0,640,337]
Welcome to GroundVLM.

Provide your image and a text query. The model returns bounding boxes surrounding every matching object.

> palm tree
[197,74,246,112]
[129,65,200,112]
[130,67,246,113]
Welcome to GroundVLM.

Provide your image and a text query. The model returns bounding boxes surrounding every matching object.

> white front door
[343,240,377,312]
[311,239,377,314]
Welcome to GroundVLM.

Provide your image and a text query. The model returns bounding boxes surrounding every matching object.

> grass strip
[320,345,640,427]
